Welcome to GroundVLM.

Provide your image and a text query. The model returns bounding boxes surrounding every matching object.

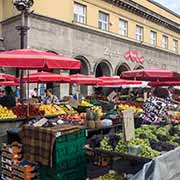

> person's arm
[52,96,60,104]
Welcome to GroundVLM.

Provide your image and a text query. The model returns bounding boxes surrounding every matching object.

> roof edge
[148,0,180,18]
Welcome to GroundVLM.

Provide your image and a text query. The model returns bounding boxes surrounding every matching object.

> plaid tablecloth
[20,125,80,167]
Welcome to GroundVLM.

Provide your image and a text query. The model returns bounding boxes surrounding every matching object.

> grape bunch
[100,137,113,152]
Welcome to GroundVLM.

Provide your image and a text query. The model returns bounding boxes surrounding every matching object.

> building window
[136,25,143,42]
[119,19,128,36]
[73,2,86,24]
[150,31,157,46]
[98,11,109,31]
[162,35,168,49]
[173,39,178,52]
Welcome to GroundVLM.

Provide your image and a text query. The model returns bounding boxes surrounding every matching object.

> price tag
[123,110,135,142]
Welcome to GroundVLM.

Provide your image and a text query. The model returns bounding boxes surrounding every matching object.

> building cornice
[104,0,180,34]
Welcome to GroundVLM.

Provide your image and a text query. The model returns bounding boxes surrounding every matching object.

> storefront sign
[124,50,144,64]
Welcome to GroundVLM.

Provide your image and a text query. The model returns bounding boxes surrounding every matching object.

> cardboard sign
[33,118,48,127]
[107,91,117,102]
[122,110,135,142]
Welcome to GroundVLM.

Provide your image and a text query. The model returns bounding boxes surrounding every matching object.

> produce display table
[85,145,151,176]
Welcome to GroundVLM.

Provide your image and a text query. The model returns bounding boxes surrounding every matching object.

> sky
[154,0,180,15]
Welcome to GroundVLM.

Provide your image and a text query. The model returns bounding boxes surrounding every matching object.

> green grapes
[100,137,113,152]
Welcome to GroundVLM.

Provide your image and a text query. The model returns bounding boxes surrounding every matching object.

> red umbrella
[70,74,102,85]
[0,73,16,81]
[121,68,178,81]
[97,76,142,86]
[148,81,180,87]
[0,81,19,86]
[0,49,81,69]
[22,72,70,83]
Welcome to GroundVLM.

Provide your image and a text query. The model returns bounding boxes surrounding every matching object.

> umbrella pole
[27,70,30,120]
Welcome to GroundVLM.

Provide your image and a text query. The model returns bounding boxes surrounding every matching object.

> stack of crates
[1,142,23,180]
[39,129,87,180]
[12,160,39,180]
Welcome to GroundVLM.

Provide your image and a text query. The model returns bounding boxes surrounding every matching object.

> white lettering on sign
[104,47,122,57]
[104,47,144,63]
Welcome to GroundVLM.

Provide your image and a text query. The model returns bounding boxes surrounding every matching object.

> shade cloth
[22,71,70,83]
[0,49,81,70]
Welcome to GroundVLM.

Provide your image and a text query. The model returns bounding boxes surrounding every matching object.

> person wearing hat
[0,86,16,108]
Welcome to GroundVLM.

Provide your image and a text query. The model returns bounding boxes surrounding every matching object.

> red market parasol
[0,49,81,69]
[148,81,180,87]
[0,81,19,86]
[70,74,102,85]
[0,73,16,81]
[22,72,70,83]
[121,68,178,81]
[97,76,142,86]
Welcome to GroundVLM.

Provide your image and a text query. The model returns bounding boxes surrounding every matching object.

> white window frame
[173,39,178,52]
[136,25,143,42]
[119,19,128,36]
[73,2,86,24]
[150,31,157,46]
[98,11,109,31]
[162,35,168,49]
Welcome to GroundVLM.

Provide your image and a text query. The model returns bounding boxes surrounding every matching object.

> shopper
[31,88,38,98]
[0,88,4,97]
[42,88,59,105]
[0,86,16,108]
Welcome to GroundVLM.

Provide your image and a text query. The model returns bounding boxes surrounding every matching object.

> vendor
[42,88,59,105]
[0,86,16,108]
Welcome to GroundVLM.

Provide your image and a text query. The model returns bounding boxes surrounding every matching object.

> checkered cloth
[20,125,80,167]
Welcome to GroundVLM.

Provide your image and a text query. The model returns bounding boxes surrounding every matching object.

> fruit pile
[13,105,43,118]
[39,104,66,116]
[59,113,86,125]
[118,104,143,114]
[89,124,180,159]
[168,111,180,124]
[92,171,124,180]
[78,100,93,107]
[59,105,78,114]
[0,105,17,119]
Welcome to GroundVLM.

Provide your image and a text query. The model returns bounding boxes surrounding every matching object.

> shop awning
[70,74,102,85]
[22,71,70,83]
[121,68,179,81]
[0,49,81,70]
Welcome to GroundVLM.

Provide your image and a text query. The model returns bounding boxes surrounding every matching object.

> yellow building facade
[1,0,180,54]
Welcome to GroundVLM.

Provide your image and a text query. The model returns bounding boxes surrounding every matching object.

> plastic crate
[39,164,86,180]
[53,137,86,170]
